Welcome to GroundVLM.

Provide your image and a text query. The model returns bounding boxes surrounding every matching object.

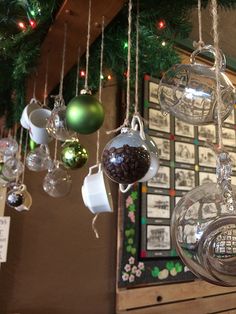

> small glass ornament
[102,124,151,185]
[26,144,52,172]
[43,161,72,198]
[66,89,105,134]
[2,157,24,181]
[158,45,235,125]
[46,95,75,141]
[0,138,18,157]
[6,184,25,208]
[171,150,236,286]
[60,139,88,169]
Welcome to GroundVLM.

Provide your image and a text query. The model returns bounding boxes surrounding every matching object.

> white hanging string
[15,127,24,184]
[75,47,81,97]
[107,0,132,134]
[54,139,58,162]
[134,0,140,114]
[84,0,92,91]
[43,56,49,107]
[92,213,100,239]
[193,0,205,49]
[59,23,68,99]
[21,130,28,184]
[211,0,223,149]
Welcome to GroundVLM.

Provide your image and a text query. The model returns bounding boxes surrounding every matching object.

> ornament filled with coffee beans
[102,117,151,185]
[66,89,104,135]
[158,45,235,125]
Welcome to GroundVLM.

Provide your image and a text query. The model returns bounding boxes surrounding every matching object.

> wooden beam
[26,0,124,102]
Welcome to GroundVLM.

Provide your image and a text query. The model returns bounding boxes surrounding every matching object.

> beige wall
[0,82,119,314]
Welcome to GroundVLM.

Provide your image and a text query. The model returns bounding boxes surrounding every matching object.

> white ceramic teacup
[82,163,113,214]
[20,98,41,129]
[29,108,52,144]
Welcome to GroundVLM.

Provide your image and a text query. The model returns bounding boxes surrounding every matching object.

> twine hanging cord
[84,0,92,91]
[59,23,68,99]
[193,0,205,49]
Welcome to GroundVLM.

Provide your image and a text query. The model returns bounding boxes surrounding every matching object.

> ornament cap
[80,89,92,95]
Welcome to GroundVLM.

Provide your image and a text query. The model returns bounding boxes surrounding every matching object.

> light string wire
[59,23,68,99]
[15,127,24,184]
[134,0,140,114]
[194,0,205,49]
[107,0,132,134]
[43,55,49,107]
[21,130,29,184]
[75,47,81,97]
[84,0,92,91]
[211,0,223,149]
[13,124,18,140]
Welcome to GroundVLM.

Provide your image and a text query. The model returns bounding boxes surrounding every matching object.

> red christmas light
[18,22,26,30]
[29,20,37,29]
[80,70,86,77]
[156,19,166,30]
[107,75,112,80]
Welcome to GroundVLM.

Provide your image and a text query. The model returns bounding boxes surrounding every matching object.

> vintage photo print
[183,224,198,244]
[147,225,171,250]
[225,109,235,125]
[148,166,170,188]
[199,146,216,168]
[229,152,236,171]
[147,194,170,219]
[198,125,216,142]
[199,172,217,185]
[148,82,159,104]
[152,137,170,160]
[175,142,195,164]
[222,128,236,147]
[175,168,195,190]
[148,108,170,133]
[175,118,194,138]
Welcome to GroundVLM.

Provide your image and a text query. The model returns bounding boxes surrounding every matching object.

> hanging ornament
[60,139,88,169]
[2,157,24,181]
[29,138,37,151]
[102,126,151,184]
[66,89,104,134]
[26,144,51,171]
[6,184,25,208]
[0,137,18,158]
[158,45,235,125]
[43,161,72,198]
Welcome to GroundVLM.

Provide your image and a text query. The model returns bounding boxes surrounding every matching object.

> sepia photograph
[222,128,236,147]
[175,168,195,190]
[229,152,236,171]
[148,108,170,133]
[175,118,194,138]
[199,172,217,185]
[147,194,170,218]
[202,202,218,219]
[198,125,216,142]
[175,142,195,164]
[152,137,170,160]
[148,166,170,188]
[199,146,216,168]
[148,81,159,104]
[225,109,235,125]
[147,225,171,250]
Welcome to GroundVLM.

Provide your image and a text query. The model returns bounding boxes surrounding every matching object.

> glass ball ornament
[0,137,18,157]
[6,184,25,208]
[60,139,88,169]
[46,96,75,141]
[102,127,151,184]
[2,157,24,181]
[158,45,235,125]
[26,144,52,171]
[66,89,105,134]
[43,161,72,198]
[171,182,236,286]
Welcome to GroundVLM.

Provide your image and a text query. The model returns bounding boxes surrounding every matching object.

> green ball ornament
[60,140,88,169]
[66,90,105,134]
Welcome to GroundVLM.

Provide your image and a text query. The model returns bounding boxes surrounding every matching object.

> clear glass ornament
[46,96,75,141]
[158,45,235,125]
[102,126,151,184]
[0,138,18,157]
[2,157,24,181]
[26,144,52,172]
[172,150,236,286]
[43,161,72,197]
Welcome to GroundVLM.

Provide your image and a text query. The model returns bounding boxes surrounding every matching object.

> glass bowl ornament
[60,139,88,169]
[43,161,72,198]
[46,95,75,141]
[2,157,24,181]
[0,137,18,158]
[26,144,52,172]
[102,122,151,185]
[158,45,235,125]
[171,150,236,286]
[66,89,105,134]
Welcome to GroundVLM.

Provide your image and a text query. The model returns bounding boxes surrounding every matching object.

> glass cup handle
[131,114,146,140]
[119,184,133,194]
[190,44,226,71]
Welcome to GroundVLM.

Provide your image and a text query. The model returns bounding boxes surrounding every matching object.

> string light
[156,19,166,30]
[18,22,26,30]
[100,74,104,80]
[80,70,86,77]
[161,41,166,46]
[29,20,37,29]
[123,42,128,49]
[107,75,112,80]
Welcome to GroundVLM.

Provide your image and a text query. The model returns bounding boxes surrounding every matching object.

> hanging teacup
[158,45,235,125]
